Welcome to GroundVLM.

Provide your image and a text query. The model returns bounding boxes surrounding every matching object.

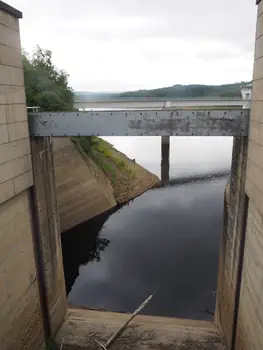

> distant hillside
[74,82,249,101]
[116,83,248,99]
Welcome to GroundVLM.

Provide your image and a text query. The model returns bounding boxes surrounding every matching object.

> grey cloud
[13,0,256,52]
[9,0,256,90]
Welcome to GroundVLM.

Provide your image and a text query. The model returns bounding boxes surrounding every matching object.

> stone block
[14,169,33,194]
[256,12,263,39]
[0,154,32,184]
[0,211,32,265]
[246,179,263,217]
[252,78,263,101]
[0,189,30,231]
[246,159,263,194]
[258,1,263,18]
[0,123,8,144]
[12,154,32,177]
[0,64,24,86]
[0,159,13,183]
[248,202,263,238]
[255,36,263,60]
[248,140,263,171]
[0,43,22,68]
[0,10,19,31]
[0,138,30,165]
[249,120,263,145]
[250,100,263,123]
[8,121,29,141]
[0,105,7,124]
[253,56,263,80]
[3,236,36,308]
[0,22,21,48]
[6,103,27,123]
[0,179,14,204]
[0,85,26,105]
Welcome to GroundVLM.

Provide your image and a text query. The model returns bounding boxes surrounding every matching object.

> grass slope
[72,137,160,203]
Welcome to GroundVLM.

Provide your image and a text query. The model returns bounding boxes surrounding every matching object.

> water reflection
[61,136,233,320]
[63,173,228,320]
[61,207,117,294]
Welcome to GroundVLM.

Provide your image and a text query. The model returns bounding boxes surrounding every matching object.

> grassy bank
[71,136,160,203]
[72,136,134,185]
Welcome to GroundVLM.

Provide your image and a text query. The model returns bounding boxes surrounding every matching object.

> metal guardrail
[74,97,243,104]
[27,106,40,113]
[28,109,250,137]
[74,97,244,103]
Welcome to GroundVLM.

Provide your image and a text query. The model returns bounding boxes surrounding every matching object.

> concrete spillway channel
[56,308,225,349]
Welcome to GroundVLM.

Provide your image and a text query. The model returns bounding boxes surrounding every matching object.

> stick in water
[96,292,155,349]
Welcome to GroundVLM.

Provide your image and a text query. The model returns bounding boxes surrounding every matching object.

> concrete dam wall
[1,1,263,349]
[53,137,160,232]
[53,138,117,232]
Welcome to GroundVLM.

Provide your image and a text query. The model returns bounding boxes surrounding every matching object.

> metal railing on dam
[74,97,246,109]
[74,96,244,102]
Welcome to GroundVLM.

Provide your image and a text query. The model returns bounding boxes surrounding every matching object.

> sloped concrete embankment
[53,137,160,232]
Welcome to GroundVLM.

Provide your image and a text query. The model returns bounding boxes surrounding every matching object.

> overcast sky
[9,0,257,92]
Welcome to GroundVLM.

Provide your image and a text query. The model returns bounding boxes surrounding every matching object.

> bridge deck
[28,109,249,137]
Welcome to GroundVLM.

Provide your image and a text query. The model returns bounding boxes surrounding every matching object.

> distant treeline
[115,83,247,99]
[75,82,249,101]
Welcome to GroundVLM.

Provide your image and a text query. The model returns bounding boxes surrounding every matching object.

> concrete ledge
[56,308,226,349]
[0,1,22,19]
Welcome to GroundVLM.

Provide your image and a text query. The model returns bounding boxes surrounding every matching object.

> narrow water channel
[61,137,233,321]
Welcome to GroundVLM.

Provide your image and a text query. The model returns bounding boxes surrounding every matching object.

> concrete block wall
[0,4,45,349]
[0,192,45,349]
[0,6,33,204]
[234,2,263,349]
[31,137,67,335]
[215,137,248,349]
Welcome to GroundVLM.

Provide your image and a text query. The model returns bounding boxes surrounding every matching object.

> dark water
[61,172,228,320]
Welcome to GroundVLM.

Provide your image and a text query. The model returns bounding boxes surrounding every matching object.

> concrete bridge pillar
[161,136,170,184]
[30,137,67,341]
[215,137,248,349]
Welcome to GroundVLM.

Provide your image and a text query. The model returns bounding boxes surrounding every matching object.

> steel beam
[28,109,249,137]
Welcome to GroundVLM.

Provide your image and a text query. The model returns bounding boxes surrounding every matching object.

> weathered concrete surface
[53,137,159,232]
[56,308,226,350]
[0,5,45,349]
[53,137,117,232]
[31,137,67,336]
[0,191,45,350]
[215,137,248,349]
[233,4,263,349]
[0,8,33,206]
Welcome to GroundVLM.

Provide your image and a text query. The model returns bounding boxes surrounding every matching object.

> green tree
[23,46,74,111]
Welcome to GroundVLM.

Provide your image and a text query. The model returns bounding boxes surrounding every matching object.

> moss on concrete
[72,136,160,204]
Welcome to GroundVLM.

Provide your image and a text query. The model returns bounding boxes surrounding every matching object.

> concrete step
[56,308,226,349]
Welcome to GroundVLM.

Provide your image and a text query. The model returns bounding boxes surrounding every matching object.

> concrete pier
[161,136,170,184]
